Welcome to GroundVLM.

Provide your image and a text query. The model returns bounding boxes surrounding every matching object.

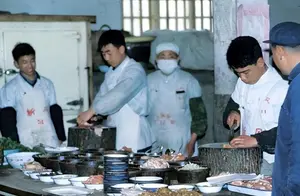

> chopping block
[198,143,262,176]
[68,125,116,151]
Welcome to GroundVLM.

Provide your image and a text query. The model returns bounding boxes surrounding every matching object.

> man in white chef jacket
[0,43,66,148]
[223,36,289,175]
[147,43,207,157]
[77,30,154,153]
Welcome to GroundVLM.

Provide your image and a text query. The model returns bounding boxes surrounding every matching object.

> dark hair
[97,30,127,53]
[12,43,35,62]
[226,36,263,69]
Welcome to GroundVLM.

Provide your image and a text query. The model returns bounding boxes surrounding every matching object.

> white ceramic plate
[42,186,93,196]
[196,182,223,193]
[111,183,135,189]
[104,154,128,158]
[45,147,79,153]
[168,185,195,191]
[129,176,163,182]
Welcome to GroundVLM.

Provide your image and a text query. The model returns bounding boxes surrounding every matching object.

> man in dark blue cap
[265,22,300,195]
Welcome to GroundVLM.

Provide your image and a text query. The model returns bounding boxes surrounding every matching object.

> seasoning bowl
[140,183,168,192]
[59,159,81,174]
[38,172,58,183]
[52,174,78,185]
[196,182,223,193]
[84,183,104,190]
[168,185,195,191]
[177,167,209,184]
[69,176,90,187]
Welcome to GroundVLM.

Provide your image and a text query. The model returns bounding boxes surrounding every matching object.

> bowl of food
[140,183,168,192]
[111,183,136,192]
[168,185,195,191]
[129,176,163,184]
[38,172,59,183]
[76,160,103,176]
[83,175,104,190]
[6,152,40,169]
[52,174,78,185]
[59,158,81,174]
[69,176,90,187]
[196,182,223,193]
[32,154,53,167]
[177,163,209,184]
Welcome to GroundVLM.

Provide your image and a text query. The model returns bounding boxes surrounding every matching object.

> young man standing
[77,30,154,152]
[223,36,288,175]
[0,43,66,148]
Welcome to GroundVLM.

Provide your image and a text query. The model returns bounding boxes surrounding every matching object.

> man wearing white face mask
[147,42,207,157]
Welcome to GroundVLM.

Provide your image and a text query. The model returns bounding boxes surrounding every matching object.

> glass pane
[160,0,167,17]
[195,0,202,17]
[141,0,149,17]
[123,0,131,17]
[123,18,132,33]
[160,19,167,29]
[142,18,150,32]
[186,19,190,29]
[211,0,213,16]
[169,18,176,30]
[203,0,211,17]
[168,0,176,17]
[133,18,141,36]
[203,18,211,30]
[185,0,189,16]
[211,19,214,32]
[177,0,184,17]
[132,0,140,17]
[195,18,202,30]
[178,18,184,31]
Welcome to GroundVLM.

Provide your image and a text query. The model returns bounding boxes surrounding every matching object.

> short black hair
[226,36,263,69]
[12,43,35,62]
[97,30,127,53]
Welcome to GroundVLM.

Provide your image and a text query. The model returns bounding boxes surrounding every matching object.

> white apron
[17,80,59,149]
[148,72,198,157]
[238,71,281,164]
[105,61,141,152]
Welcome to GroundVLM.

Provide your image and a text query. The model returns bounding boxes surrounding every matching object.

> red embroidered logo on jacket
[37,119,44,125]
[26,108,35,116]
[255,128,262,134]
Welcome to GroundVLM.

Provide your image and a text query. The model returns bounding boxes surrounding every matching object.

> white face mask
[157,59,178,75]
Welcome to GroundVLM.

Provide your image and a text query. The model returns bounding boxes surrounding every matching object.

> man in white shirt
[223,36,289,175]
[77,30,154,152]
[0,43,66,148]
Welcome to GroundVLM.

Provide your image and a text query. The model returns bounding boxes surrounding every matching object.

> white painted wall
[0,0,122,30]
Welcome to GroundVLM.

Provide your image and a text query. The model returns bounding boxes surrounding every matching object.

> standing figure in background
[0,43,66,148]
[147,42,207,157]
[223,36,288,175]
[77,30,154,153]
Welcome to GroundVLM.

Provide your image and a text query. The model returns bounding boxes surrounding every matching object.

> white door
[0,30,85,141]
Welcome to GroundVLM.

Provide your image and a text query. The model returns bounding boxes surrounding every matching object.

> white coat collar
[112,56,130,72]
[252,65,274,86]
[159,67,180,83]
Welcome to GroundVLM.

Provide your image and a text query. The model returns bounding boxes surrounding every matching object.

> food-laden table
[0,169,248,196]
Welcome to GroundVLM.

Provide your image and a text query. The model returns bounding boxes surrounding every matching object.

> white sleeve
[187,77,202,98]
[261,80,289,130]
[231,79,242,104]
[0,85,16,108]
[47,81,57,106]
[92,66,146,116]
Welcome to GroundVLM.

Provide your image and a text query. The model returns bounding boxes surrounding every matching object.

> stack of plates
[103,154,129,194]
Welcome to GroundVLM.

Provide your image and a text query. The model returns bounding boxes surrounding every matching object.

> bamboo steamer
[198,143,262,176]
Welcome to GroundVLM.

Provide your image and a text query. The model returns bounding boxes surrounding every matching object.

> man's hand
[230,135,258,148]
[186,133,198,157]
[227,111,241,128]
[77,108,95,126]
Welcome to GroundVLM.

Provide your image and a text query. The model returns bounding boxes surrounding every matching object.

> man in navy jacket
[265,22,300,195]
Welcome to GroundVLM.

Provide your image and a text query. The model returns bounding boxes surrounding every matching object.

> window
[122,0,213,36]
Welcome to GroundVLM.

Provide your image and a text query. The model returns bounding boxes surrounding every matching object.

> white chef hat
[156,42,179,55]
